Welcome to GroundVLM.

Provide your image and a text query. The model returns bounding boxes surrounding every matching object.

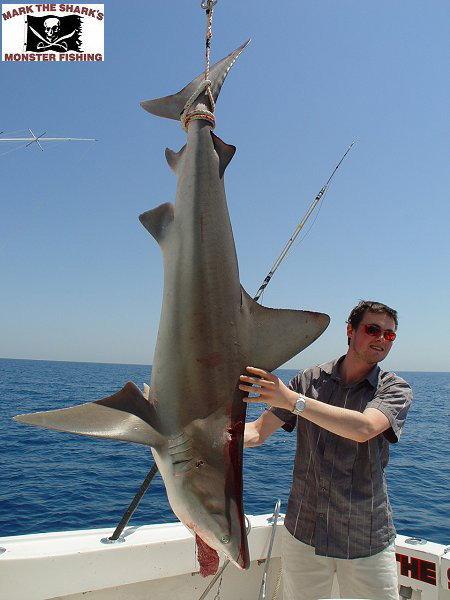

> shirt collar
[323,355,380,388]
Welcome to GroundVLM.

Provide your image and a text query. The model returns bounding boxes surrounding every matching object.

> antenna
[0,129,97,151]
[26,129,46,151]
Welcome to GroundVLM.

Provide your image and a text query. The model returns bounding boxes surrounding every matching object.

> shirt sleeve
[366,372,413,443]
[267,370,303,432]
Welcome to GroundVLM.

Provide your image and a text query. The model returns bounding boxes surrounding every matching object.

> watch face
[295,396,305,414]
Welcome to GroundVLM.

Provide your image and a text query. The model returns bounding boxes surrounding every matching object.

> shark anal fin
[14,381,165,448]
[210,132,236,178]
[241,287,330,372]
[139,202,174,244]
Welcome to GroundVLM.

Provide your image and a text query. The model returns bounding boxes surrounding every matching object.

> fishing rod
[253,142,354,303]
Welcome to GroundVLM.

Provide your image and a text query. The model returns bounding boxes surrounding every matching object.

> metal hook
[201,0,217,9]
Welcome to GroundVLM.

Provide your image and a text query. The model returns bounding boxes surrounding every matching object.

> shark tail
[140,39,250,121]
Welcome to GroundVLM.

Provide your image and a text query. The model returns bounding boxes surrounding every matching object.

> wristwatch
[292,394,307,416]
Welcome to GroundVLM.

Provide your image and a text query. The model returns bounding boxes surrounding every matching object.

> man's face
[347,311,396,365]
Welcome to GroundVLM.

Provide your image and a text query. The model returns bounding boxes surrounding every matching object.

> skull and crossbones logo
[30,17,77,52]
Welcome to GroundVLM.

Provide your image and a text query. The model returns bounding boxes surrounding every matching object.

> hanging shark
[14,40,330,573]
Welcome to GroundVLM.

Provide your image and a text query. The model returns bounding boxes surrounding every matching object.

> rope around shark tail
[181,0,217,131]
[180,79,216,131]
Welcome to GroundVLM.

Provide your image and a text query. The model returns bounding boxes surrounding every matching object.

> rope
[204,1,216,112]
[180,1,217,132]
[180,79,215,131]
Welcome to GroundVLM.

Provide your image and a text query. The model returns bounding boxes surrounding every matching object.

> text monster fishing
[3,53,102,61]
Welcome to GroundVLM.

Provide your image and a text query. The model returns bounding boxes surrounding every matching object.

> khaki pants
[282,526,399,600]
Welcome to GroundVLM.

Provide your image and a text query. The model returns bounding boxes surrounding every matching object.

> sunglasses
[364,324,396,341]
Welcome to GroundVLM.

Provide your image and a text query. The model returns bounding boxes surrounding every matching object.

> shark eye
[196,460,204,468]
[220,535,230,544]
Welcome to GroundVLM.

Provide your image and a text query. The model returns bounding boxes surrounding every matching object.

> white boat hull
[0,515,449,600]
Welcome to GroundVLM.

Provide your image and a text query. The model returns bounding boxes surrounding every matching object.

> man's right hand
[243,411,284,448]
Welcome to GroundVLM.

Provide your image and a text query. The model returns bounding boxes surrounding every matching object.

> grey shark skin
[14,41,330,572]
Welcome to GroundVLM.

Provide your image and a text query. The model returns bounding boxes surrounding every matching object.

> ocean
[0,358,448,545]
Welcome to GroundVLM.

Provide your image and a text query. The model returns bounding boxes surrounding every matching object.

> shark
[14,40,330,574]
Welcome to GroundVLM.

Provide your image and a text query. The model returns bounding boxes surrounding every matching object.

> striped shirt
[270,356,412,559]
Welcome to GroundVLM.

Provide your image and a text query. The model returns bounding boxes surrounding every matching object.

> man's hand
[239,366,298,411]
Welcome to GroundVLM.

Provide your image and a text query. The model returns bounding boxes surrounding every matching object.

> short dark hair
[347,300,398,344]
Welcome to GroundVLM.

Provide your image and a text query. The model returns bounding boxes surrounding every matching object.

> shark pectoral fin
[165,145,186,175]
[210,132,236,178]
[241,287,330,371]
[139,202,174,244]
[13,381,165,448]
[140,40,250,121]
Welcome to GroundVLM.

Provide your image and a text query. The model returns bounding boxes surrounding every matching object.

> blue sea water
[0,359,449,544]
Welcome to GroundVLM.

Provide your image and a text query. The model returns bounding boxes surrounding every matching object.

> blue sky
[1,1,449,372]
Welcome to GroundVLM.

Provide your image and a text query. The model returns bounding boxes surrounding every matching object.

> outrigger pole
[253,142,355,302]
[0,128,97,151]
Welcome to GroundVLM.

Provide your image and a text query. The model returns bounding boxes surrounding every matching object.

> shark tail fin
[140,39,250,121]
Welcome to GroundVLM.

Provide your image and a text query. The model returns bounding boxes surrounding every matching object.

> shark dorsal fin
[139,202,175,243]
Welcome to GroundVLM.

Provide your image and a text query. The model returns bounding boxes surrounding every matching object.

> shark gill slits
[173,456,189,465]
[172,457,193,475]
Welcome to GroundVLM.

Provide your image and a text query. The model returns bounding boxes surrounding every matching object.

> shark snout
[176,480,249,570]
[197,520,249,571]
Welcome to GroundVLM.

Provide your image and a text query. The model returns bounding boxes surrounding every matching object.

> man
[239,300,412,600]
